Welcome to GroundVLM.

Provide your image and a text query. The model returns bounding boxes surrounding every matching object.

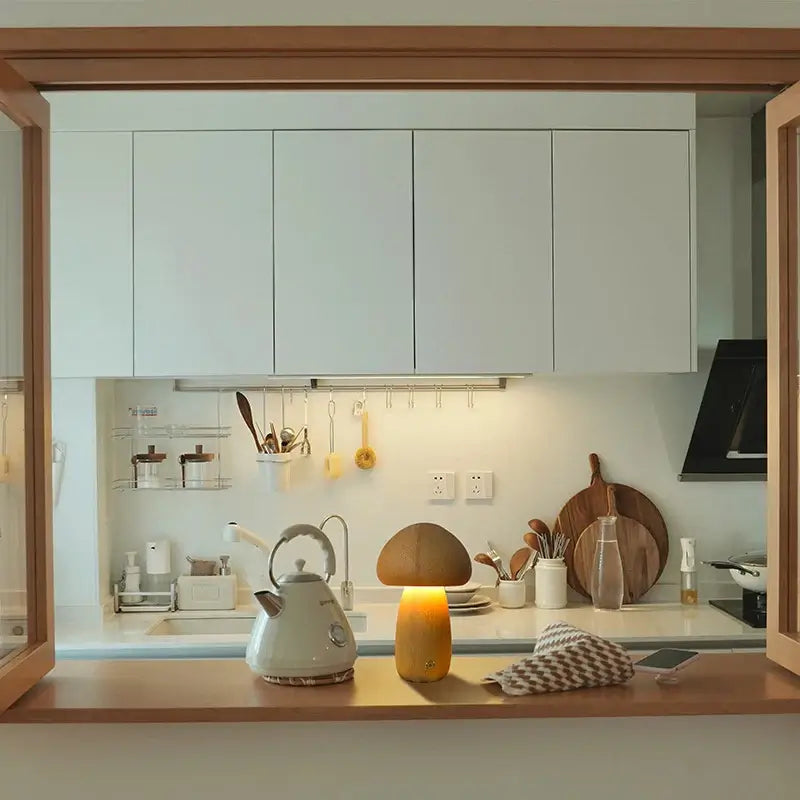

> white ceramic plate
[448,594,492,613]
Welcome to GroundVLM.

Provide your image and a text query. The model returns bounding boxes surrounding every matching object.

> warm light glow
[394,586,452,682]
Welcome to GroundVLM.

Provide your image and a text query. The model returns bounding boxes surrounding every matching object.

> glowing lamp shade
[377,523,471,682]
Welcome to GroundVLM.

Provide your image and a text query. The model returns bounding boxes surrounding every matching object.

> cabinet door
[414,131,553,375]
[553,131,693,373]
[51,133,133,377]
[134,132,273,377]
[274,131,414,375]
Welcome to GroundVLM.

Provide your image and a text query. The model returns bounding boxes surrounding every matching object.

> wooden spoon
[523,532,539,552]
[528,519,551,538]
[235,391,263,453]
[510,547,532,580]
[473,553,501,578]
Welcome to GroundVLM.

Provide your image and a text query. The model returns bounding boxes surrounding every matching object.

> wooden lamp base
[394,586,452,682]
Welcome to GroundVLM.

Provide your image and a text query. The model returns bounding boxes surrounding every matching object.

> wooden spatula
[572,485,660,604]
[510,547,532,580]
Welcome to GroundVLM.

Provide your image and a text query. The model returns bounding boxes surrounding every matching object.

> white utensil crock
[498,579,526,608]
[257,452,292,492]
[535,558,568,609]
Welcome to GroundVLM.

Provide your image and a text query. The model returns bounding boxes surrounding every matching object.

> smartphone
[634,649,700,674]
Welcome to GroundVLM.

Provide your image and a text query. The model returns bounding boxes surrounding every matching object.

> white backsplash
[106,370,764,596]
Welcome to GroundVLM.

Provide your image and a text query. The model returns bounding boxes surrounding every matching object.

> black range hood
[680,339,766,481]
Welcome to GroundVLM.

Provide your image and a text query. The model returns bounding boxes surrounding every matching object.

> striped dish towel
[485,622,634,695]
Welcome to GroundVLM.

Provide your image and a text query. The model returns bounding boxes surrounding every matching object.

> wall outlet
[466,471,493,500]
[428,471,455,501]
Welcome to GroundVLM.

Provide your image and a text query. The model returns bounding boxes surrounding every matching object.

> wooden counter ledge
[3,654,800,724]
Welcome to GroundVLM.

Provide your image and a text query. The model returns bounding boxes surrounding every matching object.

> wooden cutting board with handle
[572,485,661,603]
[553,453,668,596]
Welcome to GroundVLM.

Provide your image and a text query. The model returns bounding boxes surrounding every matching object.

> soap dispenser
[122,551,143,604]
[680,538,698,605]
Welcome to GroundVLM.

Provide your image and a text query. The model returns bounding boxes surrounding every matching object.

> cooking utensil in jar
[354,411,377,470]
[553,453,669,597]
[528,519,551,538]
[279,427,296,451]
[236,392,263,453]
[324,396,342,479]
[487,542,511,580]
[510,547,532,580]
[703,553,767,593]
[523,531,539,552]
[473,552,502,578]
[517,550,539,580]
[573,485,661,604]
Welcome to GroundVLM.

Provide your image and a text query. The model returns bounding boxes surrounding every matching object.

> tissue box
[485,622,634,695]
[177,575,237,611]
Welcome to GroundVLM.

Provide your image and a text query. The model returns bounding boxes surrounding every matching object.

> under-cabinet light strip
[173,377,514,393]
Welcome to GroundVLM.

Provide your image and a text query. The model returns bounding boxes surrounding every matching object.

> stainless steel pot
[703,552,767,593]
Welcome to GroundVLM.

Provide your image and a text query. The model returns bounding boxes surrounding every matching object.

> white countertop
[55,600,765,660]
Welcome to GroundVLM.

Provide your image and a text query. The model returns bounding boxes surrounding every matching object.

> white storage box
[177,574,237,611]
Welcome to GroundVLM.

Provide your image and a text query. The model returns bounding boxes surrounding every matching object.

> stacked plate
[445,583,492,614]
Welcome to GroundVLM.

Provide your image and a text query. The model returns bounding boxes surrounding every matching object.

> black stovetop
[710,591,767,629]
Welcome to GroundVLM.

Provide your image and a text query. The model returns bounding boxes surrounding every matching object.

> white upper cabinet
[51,132,133,378]
[273,131,414,375]
[133,131,273,377]
[552,130,694,373]
[414,131,554,375]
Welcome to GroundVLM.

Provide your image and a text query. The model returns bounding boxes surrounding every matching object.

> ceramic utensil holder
[257,452,292,492]
[498,579,526,609]
[535,558,568,609]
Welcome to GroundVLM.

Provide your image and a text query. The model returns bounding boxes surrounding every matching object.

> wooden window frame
[0,23,798,693]
[767,83,800,674]
[0,60,53,712]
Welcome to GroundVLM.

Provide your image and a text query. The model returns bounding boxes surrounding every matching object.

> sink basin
[146,610,368,636]
[147,616,257,636]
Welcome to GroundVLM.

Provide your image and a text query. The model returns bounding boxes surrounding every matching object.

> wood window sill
[2,653,799,724]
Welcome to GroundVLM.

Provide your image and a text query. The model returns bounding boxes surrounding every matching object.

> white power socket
[428,471,455,501]
[466,471,494,500]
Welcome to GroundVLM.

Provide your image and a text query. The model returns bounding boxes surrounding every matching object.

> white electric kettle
[245,523,357,684]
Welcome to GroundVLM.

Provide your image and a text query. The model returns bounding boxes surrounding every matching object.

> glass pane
[0,108,26,665]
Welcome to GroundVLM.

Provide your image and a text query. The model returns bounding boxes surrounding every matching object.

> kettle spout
[254,590,284,617]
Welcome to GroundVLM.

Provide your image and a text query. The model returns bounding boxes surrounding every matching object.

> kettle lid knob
[294,558,306,572]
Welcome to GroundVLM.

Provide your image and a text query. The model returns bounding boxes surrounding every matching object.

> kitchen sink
[147,616,257,636]
[147,610,368,636]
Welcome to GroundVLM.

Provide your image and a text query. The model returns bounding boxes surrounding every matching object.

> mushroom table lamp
[377,522,472,682]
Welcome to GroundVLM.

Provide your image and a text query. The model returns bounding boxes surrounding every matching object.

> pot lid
[180,444,215,463]
[730,552,767,567]
[279,558,323,584]
[132,444,166,463]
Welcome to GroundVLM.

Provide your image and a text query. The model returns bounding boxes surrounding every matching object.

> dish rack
[113,581,177,613]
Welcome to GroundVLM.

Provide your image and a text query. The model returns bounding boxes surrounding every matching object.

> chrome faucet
[319,514,353,611]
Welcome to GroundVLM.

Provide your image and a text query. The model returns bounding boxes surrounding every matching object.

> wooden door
[414,131,553,375]
[552,130,694,373]
[0,62,53,712]
[273,130,414,376]
[767,83,800,676]
[133,131,273,377]
[51,132,133,378]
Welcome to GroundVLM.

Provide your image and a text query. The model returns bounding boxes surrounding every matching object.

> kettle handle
[267,523,337,589]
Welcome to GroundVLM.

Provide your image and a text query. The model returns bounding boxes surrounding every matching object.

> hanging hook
[467,385,475,409]
[435,385,443,409]
[385,385,392,409]
[408,384,415,409]
[280,387,286,429]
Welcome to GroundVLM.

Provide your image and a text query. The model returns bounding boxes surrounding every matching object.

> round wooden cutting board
[572,486,661,603]
[553,453,668,597]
